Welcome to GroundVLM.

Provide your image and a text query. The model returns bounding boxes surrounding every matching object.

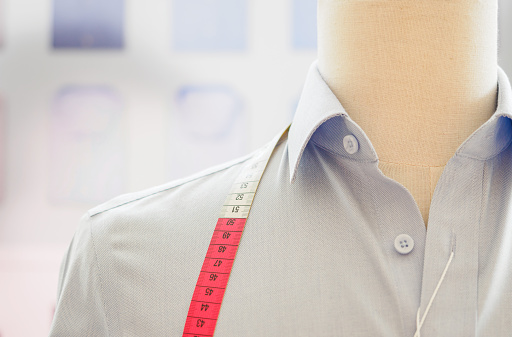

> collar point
[289,176,295,184]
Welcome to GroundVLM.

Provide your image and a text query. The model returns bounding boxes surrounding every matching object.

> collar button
[343,134,359,154]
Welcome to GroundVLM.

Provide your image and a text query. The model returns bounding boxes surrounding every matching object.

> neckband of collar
[287,60,512,184]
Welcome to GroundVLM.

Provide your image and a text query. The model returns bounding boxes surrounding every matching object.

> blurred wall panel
[0,247,62,337]
[0,97,4,202]
[499,0,512,74]
[168,85,247,181]
[292,0,317,49]
[0,0,3,47]
[172,0,247,51]
[49,86,126,204]
[52,0,124,48]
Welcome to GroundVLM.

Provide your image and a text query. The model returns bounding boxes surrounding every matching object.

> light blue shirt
[49,59,512,336]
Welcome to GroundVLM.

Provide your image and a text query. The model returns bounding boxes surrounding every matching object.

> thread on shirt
[413,233,456,337]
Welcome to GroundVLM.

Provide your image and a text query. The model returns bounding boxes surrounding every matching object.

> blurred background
[0,0,511,336]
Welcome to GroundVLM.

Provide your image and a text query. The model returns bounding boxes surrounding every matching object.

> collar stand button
[343,134,359,154]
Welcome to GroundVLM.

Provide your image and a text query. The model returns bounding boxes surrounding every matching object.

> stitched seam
[367,168,407,336]
[475,159,487,327]
[89,219,112,336]
[87,153,256,217]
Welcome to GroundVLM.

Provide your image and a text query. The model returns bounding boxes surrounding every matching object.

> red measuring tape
[182,124,290,337]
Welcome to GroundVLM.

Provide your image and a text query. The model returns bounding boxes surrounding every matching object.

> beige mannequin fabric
[317,0,498,228]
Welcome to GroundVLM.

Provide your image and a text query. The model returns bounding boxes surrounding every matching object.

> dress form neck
[317,0,498,228]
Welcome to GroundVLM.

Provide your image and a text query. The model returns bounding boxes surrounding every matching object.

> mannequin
[317,0,498,229]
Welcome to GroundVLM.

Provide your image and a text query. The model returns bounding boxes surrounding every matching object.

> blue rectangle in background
[292,0,317,50]
[52,0,124,49]
[172,0,247,51]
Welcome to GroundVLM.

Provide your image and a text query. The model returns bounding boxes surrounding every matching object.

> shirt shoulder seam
[86,150,258,218]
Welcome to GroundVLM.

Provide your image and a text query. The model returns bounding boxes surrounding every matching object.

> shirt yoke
[86,148,262,218]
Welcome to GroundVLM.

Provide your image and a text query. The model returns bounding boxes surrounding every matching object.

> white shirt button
[394,234,414,255]
[343,134,359,154]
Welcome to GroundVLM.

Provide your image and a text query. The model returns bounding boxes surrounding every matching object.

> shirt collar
[288,59,512,184]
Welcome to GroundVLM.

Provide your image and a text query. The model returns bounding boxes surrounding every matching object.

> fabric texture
[49,59,512,336]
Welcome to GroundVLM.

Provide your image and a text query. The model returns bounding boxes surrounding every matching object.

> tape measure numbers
[182,124,291,337]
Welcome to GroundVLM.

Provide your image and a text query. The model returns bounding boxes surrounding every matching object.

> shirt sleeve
[48,212,111,336]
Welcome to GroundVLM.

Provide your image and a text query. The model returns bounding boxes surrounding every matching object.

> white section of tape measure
[230,181,258,194]
[224,192,255,206]
[218,136,282,219]
[219,206,251,219]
